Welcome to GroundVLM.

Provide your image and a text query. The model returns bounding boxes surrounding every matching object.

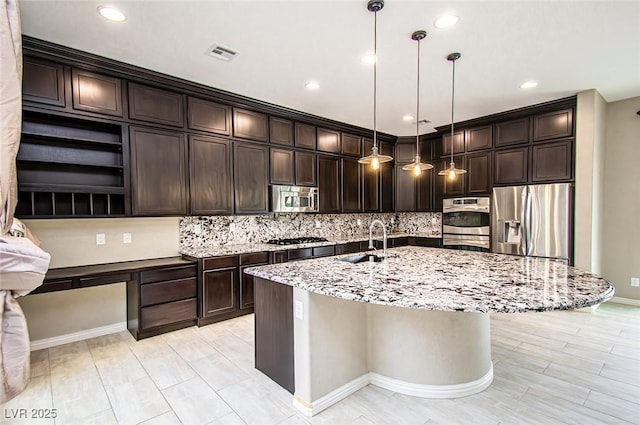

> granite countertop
[244,246,615,313]
[180,232,436,258]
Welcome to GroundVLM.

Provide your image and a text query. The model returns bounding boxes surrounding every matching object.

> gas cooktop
[266,237,329,245]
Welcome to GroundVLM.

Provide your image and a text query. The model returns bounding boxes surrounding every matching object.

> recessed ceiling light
[434,15,458,29]
[97,6,126,22]
[402,114,414,122]
[305,81,320,90]
[361,53,377,65]
[520,80,538,89]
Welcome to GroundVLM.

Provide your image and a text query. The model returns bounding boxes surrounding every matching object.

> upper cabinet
[294,123,316,150]
[493,147,528,186]
[494,118,528,147]
[530,140,572,182]
[233,108,268,142]
[72,69,122,117]
[341,133,361,157]
[295,152,317,186]
[189,135,233,215]
[234,143,269,214]
[341,158,361,212]
[317,128,341,154]
[466,126,492,152]
[270,117,294,146]
[318,156,340,213]
[188,97,231,135]
[270,148,295,185]
[22,57,65,107]
[395,143,416,164]
[128,83,184,127]
[532,109,573,142]
[466,152,491,194]
[442,131,465,156]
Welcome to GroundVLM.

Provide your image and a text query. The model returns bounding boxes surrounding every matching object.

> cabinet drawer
[204,255,239,270]
[313,245,335,258]
[335,242,361,255]
[140,298,196,330]
[79,272,132,288]
[140,277,196,307]
[140,265,196,284]
[240,252,270,265]
[287,248,312,261]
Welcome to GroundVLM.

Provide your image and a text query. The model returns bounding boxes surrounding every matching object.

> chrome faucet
[368,219,387,256]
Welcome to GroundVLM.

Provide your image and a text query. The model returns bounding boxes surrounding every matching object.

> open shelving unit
[15,112,128,218]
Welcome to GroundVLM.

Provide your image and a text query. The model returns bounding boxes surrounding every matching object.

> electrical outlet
[431,217,438,225]
[631,277,640,287]
[123,233,132,244]
[390,217,395,224]
[229,223,236,232]
[295,300,304,320]
[357,219,362,226]
[193,224,202,235]
[96,233,106,245]
[315,220,321,229]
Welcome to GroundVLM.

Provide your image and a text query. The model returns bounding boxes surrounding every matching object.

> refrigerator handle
[521,187,529,256]
[524,187,534,256]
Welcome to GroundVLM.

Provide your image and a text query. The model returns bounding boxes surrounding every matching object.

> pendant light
[358,0,393,170]
[402,30,433,176]
[438,52,466,180]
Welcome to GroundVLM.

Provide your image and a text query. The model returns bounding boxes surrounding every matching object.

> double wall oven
[442,197,490,252]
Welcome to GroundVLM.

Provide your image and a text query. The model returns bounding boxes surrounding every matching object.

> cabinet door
[318,156,340,213]
[130,126,187,215]
[294,123,316,149]
[270,117,294,146]
[494,147,528,185]
[189,135,233,215]
[22,57,65,107]
[128,83,184,127]
[203,269,237,317]
[362,139,379,212]
[437,157,465,196]
[295,152,317,186]
[533,109,573,142]
[317,128,341,154]
[72,69,122,116]
[342,158,361,212]
[466,126,492,151]
[395,165,416,212]
[233,108,268,142]
[270,148,294,185]
[495,118,528,147]
[380,142,394,212]
[396,143,416,164]
[442,131,465,156]
[234,143,269,214]
[341,133,361,157]
[531,140,572,182]
[466,152,491,194]
[417,170,432,211]
[188,97,231,135]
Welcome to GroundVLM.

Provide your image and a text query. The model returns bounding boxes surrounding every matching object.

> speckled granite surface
[244,246,615,313]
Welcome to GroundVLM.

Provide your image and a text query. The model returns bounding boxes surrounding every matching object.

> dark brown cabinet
[187,97,231,135]
[396,143,416,164]
[294,123,316,150]
[341,133,361,157]
[436,157,465,196]
[380,142,395,212]
[71,69,122,117]
[442,131,465,156]
[318,156,340,213]
[128,83,184,127]
[395,165,416,212]
[234,143,269,214]
[362,139,380,212]
[317,128,341,154]
[531,140,572,182]
[466,126,492,151]
[239,252,269,310]
[495,118,528,147]
[233,108,268,142]
[189,135,233,215]
[494,147,528,185]
[203,268,237,318]
[295,152,317,186]
[22,57,65,107]
[342,158,361,212]
[270,148,295,184]
[270,117,294,146]
[130,126,187,216]
[417,170,433,211]
[466,152,491,194]
[533,109,573,142]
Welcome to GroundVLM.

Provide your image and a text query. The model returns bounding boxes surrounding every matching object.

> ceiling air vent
[207,44,239,62]
[413,119,431,125]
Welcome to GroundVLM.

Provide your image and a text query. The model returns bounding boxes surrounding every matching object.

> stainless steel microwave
[271,185,318,213]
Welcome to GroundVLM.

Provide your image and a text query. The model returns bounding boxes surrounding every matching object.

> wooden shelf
[17,158,124,170]
[22,120,122,147]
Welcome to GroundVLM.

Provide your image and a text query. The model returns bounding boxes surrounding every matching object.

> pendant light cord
[450,57,456,165]
[373,9,378,150]
[415,36,420,156]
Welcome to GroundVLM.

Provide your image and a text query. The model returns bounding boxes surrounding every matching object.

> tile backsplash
[179,212,441,250]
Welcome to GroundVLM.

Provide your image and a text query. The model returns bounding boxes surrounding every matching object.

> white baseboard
[609,297,640,307]
[30,321,127,351]
[293,374,370,417]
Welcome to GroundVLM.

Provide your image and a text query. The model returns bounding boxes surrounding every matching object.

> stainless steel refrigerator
[491,183,572,263]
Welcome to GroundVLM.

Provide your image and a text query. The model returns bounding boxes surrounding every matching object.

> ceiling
[19,1,640,137]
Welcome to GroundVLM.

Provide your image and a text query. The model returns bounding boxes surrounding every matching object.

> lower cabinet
[127,263,197,340]
[239,252,270,309]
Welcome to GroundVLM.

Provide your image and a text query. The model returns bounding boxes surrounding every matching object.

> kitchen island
[245,246,614,416]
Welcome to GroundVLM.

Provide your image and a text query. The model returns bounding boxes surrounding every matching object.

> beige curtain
[0,0,50,403]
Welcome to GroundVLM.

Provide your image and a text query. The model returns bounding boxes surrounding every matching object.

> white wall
[602,97,640,300]
[17,217,180,344]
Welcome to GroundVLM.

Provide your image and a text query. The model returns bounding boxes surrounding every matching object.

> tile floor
[1,302,638,425]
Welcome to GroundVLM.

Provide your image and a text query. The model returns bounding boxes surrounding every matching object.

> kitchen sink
[338,253,384,264]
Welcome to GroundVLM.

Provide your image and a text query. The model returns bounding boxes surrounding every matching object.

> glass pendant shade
[359,0,393,169]
[438,161,467,179]
[440,51,465,179]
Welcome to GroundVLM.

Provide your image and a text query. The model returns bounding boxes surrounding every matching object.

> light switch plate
[123,233,132,244]
[295,300,304,320]
[631,277,640,287]
[96,233,106,245]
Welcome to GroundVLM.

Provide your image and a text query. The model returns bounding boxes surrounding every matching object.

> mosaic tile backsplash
[179,212,441,250]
